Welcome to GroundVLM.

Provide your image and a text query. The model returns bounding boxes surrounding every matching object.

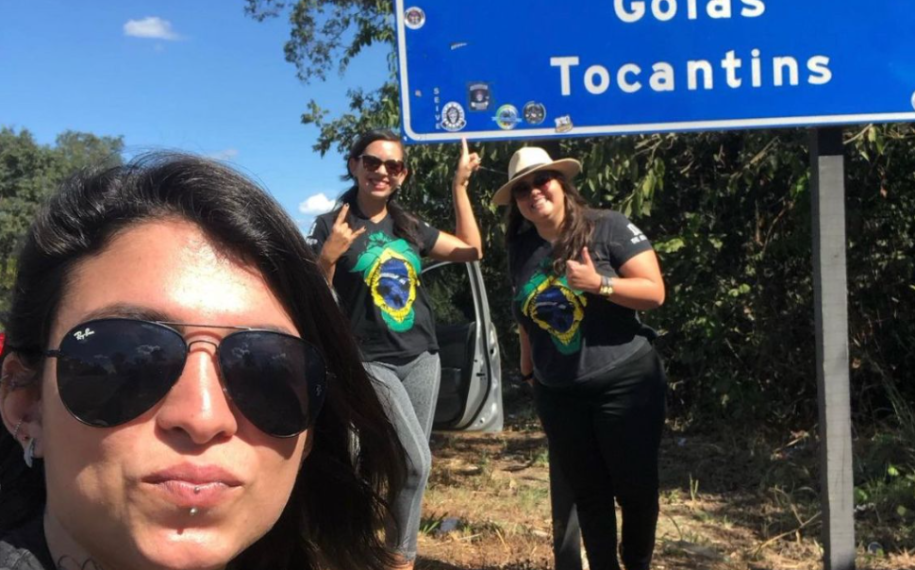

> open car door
[422,260,503,432]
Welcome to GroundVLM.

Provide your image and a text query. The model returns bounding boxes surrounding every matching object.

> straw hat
[491,147,581,206]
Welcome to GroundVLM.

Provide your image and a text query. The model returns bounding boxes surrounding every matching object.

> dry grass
[412,387,914,570]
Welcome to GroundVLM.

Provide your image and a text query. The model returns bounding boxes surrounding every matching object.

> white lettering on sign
[613,0,765,23]
[552,49,832,96]
[551,56,581,96]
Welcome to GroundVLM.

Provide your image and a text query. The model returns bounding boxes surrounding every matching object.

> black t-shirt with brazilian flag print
[308,203,441,363]
[509,210,655,387]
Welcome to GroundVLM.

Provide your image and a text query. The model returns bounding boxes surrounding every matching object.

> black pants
[534,346,667,570]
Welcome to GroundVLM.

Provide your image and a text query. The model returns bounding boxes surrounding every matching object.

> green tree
[0,127,123,313]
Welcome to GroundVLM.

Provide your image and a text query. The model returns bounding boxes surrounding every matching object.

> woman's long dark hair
[505,173,596,275]
[337,129,422,246]
[0,153,405,570]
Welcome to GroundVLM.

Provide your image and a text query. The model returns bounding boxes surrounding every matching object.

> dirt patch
[414,388,912,570]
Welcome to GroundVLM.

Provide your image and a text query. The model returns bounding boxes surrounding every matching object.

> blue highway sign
[395,1,915,143]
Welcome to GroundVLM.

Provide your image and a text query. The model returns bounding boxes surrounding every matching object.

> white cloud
[124,17,180,41]
[299,193,336,215]
[207,148,239,161]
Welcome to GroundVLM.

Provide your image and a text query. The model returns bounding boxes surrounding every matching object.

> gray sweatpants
[365,351,442,561]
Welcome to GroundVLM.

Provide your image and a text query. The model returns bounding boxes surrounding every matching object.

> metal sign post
[809,127,855,570]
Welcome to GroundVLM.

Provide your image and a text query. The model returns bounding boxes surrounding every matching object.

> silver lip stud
[194,486,201,494]
[189,507,199,516]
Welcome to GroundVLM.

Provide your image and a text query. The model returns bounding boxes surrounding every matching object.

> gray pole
[809,127,856,570]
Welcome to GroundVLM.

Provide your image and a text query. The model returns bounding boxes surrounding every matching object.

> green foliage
[0,127,123,314]
[249,2,915,430]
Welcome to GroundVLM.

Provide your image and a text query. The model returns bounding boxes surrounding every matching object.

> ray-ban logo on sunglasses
[73,327,95,342]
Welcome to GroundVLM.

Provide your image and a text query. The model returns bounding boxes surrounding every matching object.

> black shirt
[509,210,655,386]
[308,204,441,362]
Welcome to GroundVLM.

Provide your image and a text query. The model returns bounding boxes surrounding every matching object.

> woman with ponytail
[307,129,482,570]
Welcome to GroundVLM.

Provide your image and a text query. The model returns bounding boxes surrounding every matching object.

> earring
[12,420,23,441]
[24,439,36,469]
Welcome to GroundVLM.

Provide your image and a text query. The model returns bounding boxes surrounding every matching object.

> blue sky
[0,0,391,230]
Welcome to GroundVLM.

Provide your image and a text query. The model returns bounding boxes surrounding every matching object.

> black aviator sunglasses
[23,318,327,438]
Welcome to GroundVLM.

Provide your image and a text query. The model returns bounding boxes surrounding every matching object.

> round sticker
[441,101,467,132]
[523,102,546,125]
[404,7,426,30]
[494,104,520,130]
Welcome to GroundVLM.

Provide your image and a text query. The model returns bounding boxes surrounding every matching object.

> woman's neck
[355,192,388,223]
[533,211,564,244]
[44,512,109,570]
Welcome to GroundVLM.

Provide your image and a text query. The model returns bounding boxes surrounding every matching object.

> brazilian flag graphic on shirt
[351,232,423,332]
[516,261,588,354]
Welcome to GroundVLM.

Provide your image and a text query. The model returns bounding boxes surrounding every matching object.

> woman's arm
[518,325,534,383]
[429,138,483,262]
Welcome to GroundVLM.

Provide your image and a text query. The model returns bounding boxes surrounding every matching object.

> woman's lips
[143,465,243,508]
[148,481,237,508]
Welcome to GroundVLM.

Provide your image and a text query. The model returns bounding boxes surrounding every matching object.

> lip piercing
[194,486,201,494]
[189,507,199,516]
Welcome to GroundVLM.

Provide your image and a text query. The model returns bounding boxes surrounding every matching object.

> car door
[421,260,503,432]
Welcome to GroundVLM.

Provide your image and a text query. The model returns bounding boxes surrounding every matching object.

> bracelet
[599,275,615,297]
[521,371,534,382]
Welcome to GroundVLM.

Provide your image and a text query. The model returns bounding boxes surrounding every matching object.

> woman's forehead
[54,219,296,338]
[363,139,403,158]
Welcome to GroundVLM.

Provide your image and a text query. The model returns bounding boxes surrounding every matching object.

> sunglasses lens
[512,182,532,199]
[219,331,326,437]
[57,319,186,427]
[534,172,555,187]
[360,155,383,171]
[384,160,405,176]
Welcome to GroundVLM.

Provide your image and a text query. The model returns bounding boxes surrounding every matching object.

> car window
[423,262,475,326]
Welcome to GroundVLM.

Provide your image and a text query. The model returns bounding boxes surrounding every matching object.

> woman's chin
[132,527,246,570]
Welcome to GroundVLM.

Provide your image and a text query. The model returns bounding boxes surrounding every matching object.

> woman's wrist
[598,274,616,297]
[521,371,534,382]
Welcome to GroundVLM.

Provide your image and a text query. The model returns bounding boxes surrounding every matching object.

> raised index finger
[461,137,469,157]
[334,203,350,225]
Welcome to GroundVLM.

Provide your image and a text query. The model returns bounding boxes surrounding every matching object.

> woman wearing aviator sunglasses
[493,147,668,570]
[307,128,482,570]
[0,154,406,570]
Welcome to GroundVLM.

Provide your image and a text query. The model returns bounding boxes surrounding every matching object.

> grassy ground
[412,385,915,570]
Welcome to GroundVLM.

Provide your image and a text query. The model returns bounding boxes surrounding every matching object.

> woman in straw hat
[493,146,667,570]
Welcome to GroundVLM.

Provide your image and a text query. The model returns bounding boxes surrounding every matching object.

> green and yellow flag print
[516,261,588,354]
[352,232,424,332]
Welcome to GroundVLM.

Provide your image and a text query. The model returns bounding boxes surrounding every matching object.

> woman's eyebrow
[80,303,172,323]
[78,304,295,335]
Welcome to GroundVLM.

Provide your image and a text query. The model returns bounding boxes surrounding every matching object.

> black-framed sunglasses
[358,154,406,177]
[36,318,327,437]
[511,171,559,200]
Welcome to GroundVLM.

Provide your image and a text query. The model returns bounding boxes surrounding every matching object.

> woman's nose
[154,343,238,445]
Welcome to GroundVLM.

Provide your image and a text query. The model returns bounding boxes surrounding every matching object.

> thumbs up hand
[565,247,602,293]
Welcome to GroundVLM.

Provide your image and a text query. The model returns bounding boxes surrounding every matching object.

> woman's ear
[347,156,359,180]
[396,168,410,187]
[1,353,43,447]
